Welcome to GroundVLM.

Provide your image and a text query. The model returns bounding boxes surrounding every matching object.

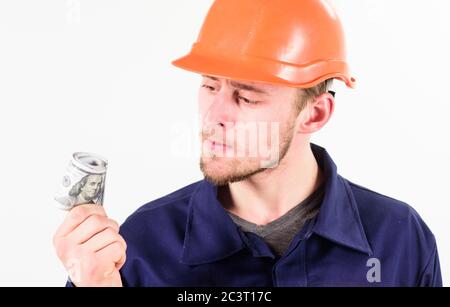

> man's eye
[237,95,258,105]
[201,84,216,91]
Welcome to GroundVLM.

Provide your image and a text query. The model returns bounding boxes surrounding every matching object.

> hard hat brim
[172,51,356,89]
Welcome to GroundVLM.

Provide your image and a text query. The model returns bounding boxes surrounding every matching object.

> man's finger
[82,227,126,253]
[96,242,127,270]
[55,204,106,238]
[66,215,119,245]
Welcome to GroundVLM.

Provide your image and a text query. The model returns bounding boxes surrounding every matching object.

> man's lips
[205,139,232,149]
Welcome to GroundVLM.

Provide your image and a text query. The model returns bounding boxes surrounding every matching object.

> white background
[0,0,449,286]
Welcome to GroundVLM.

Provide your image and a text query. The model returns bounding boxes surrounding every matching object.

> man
[69,174,104,205]
[53,0,442,286]
[56,174,104,208]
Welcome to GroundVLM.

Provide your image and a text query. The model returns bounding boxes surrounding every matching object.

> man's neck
[219,142,322,226]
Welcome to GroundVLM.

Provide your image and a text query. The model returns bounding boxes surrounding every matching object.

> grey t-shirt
[227,184,324,258]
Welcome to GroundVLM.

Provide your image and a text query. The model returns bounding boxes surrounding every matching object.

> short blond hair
[295,79,334,114]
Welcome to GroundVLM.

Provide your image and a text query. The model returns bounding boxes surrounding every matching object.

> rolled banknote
[55,152,108,210]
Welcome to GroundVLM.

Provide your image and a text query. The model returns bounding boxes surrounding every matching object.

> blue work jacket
[112,144,442,286]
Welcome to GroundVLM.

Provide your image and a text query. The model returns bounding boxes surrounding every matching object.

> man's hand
[53,204,127,287]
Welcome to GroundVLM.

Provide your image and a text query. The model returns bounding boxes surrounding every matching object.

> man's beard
[199,119,296,186]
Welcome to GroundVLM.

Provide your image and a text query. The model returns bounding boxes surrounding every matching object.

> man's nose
[203,89,236,128]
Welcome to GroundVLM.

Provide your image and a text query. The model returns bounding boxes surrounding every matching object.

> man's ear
[297,92,335,134]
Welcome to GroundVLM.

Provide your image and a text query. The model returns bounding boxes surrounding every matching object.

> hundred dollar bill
[55,152,108,210]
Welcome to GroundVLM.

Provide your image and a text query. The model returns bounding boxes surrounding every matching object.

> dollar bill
[55,152,108,210]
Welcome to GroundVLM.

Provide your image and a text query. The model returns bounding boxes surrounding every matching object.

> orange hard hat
[172,0,356,89]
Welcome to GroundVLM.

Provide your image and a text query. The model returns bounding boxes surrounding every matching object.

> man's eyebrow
[202,75,270,95]
[229,80,269,95]
[202,75,219,81]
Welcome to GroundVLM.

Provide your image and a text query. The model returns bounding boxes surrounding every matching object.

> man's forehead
[87,175,102,182]
[202,75,280,95]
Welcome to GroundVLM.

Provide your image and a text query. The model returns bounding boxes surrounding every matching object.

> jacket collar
[180,179,245,265]
[310,144,373,256]
[180,143,372,265]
